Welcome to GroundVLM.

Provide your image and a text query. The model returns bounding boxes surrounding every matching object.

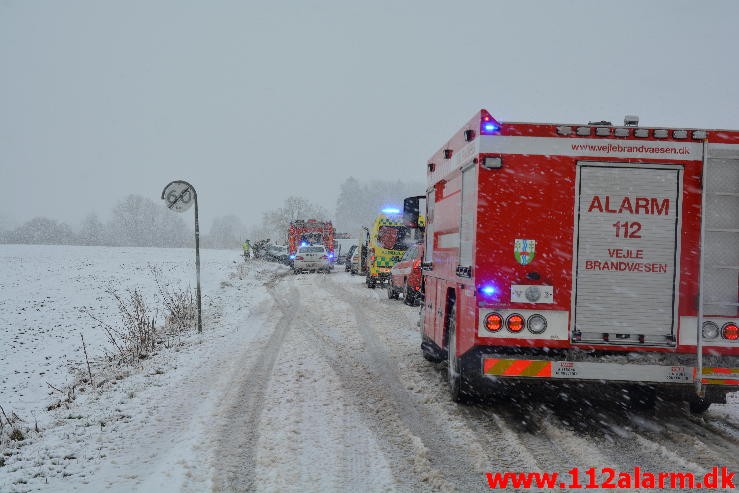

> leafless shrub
[0,404,26,445]
[149,265,196,335]
[85,287,156,363]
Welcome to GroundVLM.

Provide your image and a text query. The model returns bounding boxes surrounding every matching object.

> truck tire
[403,283,416,306]
[387,283,398,299]
[689,397,711,414]
[366,275,376,289]
[447,302,471,403]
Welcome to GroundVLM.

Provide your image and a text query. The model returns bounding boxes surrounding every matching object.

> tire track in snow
[319,276,493,492]
[212,279,299,492]
[291,277,451,491]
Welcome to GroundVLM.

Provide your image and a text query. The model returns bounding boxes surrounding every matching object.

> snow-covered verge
[0,245,272,492]
[2,245,738,492]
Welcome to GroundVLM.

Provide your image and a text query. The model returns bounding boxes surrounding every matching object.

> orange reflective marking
[503,359,531,376]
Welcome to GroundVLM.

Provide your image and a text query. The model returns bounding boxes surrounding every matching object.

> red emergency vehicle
[414,109,739,411]
[288,220,335,257]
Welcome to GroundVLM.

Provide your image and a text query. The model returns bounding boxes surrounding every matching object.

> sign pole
[193,188,202,333]
[161,180,202,333]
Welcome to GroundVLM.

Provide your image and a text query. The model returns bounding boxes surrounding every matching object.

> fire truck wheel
[688,397,711,414]
[387,284,399,299]
[447,303,472,403]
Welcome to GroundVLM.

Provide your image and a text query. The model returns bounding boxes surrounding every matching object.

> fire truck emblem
[514,239,536,265]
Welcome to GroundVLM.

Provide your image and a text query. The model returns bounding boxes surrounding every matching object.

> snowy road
[209,267,739,492]
[3,257,738,492]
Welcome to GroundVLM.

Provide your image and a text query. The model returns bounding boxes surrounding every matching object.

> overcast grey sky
[2,0,739,231]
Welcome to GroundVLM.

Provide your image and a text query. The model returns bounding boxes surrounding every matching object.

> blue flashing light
[481,122,499,134]
[300,241,308,247]
[328,253,334,259]
[480,285,496,296]
[289,254,296,259]
[382,207,401,214]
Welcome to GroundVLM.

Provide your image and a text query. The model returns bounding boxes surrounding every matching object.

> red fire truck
[288,220,335,257]
[413,109,739,411]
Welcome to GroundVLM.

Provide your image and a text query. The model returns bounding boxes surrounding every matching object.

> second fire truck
[288,219,335,258]
[412,109,739,411]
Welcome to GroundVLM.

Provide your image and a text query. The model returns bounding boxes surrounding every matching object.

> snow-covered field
[0,244,241,424]
[1,244,738,493]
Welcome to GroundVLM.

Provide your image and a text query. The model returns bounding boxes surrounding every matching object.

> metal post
[193,187,202,333]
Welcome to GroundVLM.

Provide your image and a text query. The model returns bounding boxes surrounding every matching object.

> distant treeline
[1,178,424,249]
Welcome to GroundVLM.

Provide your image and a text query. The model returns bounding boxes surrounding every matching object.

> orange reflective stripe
[702,378,739,386]
[703,367,739,376]
[483,359,552,378]
[503,360,531,376]
[483,358,500,374]
[534,361,552,377]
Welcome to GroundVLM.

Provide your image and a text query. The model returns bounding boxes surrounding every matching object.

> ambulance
[365,209,413,288]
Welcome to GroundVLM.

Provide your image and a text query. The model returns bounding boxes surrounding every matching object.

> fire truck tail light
[702,321,719,340]
[506,314,525,333]
[484,313,503,332]
[295,256,304,261]
[527,314,547,334]
[722,322,739,341]
[482,157,502,169]
[693,130,707,140]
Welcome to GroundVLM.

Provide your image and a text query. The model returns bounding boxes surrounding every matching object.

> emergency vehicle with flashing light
[411,109,739,411]
[364,209,414,288]
[288,219,335,261]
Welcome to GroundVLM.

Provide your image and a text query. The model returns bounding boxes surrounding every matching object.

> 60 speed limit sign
[162,181,194,213]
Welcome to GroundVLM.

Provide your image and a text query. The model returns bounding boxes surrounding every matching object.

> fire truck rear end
[288,219,335,259]
[416,109,739,411]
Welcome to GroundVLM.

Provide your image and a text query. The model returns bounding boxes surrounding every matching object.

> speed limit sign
[160,179,202,332]
[162,181,194,213]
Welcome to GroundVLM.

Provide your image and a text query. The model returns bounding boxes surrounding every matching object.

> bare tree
[260,196,329,244]
[79,212,106,246]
